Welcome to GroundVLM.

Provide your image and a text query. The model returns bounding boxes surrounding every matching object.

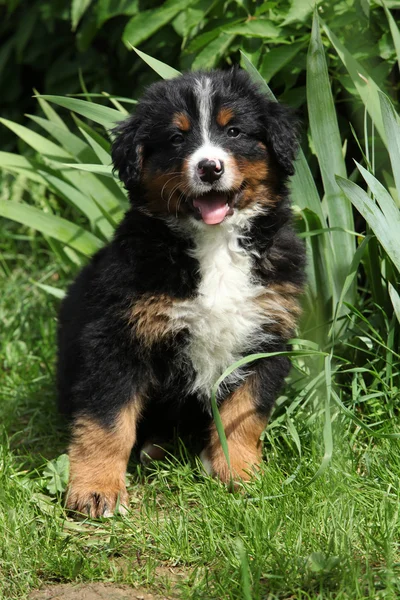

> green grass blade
[0,201,102,256]
[323,22,386,145]
[336,175,400,273]
[379,92,400,198]
[34,96,123,129]
[307,12,355,302]
[33,282,66,299]
[305,355,333,486]
[236,540,253,600]
[128,45,180,79]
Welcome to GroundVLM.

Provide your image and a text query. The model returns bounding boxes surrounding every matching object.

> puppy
[57,68,306,518]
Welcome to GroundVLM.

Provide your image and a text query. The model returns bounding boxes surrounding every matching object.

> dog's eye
[227,127,240,138]
[171,133,185,145]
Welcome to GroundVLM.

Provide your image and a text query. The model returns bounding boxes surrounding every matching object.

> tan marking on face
[66,401,143,518]
[128,294,185,348]
[141,167,190,217]
[235,157,280,210]
[216,107,234,127]
[173,112,191,131]
[203,378,267,484]
[254,282,303,339]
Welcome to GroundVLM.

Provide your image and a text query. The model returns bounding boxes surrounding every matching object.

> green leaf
[283,0,314,25]
[26,114,95,162]
[223,19,280,38]
[323,22,386,145]
[123,0,193,48]
[0,200,103,257]
[39,171,114,239]
[43,454,69,494]
[78,127,112,165]
[71,0,93,31]
[192,34,236,70]
[356,162,400,224]
[381,0,400,73]
[0,118,71,161]
[0,152,47,184]
[61,163,114,177]
[307,12,355,304]
[389,283,400,324]
[379,92,400,199]
[35,91,69,131]
[336,176,400,273]
[34,96,123,129]
[260,42,305,83]
[129,45,181,79]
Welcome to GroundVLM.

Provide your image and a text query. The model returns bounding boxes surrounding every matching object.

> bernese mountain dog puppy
[57,68,306,518]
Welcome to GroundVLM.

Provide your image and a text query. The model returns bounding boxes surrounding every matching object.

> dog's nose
[197,158,224,183]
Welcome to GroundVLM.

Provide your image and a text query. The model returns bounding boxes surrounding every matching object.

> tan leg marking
[128,294,176,348]
[202,379,267,484]
[66,400,142,518]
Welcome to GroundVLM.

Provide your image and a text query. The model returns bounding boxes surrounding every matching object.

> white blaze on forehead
[189,76,234,192]
[195,76,213,144]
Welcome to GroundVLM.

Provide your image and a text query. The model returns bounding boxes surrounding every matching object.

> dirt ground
[29,583,172,600]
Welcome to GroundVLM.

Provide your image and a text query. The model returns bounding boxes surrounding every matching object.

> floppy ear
[262,102,299,177]
[111,115,142,189]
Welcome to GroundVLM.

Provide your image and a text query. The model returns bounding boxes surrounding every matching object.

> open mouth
[189,189,242,225]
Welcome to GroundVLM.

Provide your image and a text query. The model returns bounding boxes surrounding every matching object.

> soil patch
[29,583,172,600]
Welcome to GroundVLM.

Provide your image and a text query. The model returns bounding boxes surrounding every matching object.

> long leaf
[307,12,355,304]
[129,46,180,79]
[123,0,193,48]
[35,96,123,129]
[379,91,400,198]
[323,22,386,145]
[336,175,400,273]
[356,161,400,225]
[0,201,102,256]
[382,0,400,73]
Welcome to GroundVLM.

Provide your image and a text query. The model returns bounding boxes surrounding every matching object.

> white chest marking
[171,219,274,397]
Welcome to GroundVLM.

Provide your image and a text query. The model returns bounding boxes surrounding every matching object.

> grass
[1,215,400,600]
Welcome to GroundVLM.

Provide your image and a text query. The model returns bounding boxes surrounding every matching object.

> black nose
[197,158,224,183]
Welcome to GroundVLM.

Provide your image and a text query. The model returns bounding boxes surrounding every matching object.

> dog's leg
[201,356,290,483]
[66,398,142,518]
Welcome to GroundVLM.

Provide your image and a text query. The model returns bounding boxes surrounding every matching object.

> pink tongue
[193,195,229,225]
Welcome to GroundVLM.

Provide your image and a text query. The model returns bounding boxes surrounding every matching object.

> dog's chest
[171,225,266,396]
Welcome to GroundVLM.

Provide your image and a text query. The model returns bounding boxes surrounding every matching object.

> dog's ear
[262,102,299,177]
[111,116,142,189]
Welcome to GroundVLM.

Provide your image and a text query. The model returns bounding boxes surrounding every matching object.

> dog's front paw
[66,483,129,518]
[200,444,261,485]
